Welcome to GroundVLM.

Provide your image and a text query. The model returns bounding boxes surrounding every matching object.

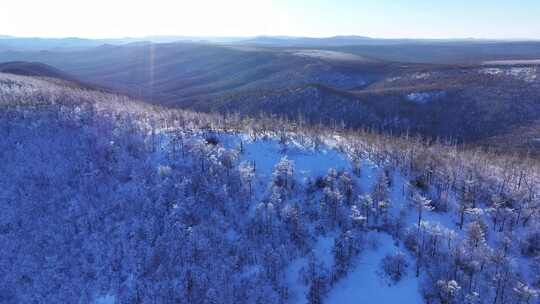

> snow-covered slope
[1,73,540,304]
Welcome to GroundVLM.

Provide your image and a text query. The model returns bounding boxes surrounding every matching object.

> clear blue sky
[1,0,539,39]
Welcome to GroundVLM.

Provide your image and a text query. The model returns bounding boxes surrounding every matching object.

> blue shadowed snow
[287,234,337,304]
[94,295,115,304]
[221,135,351,181]
[313,234,337,268]
[287,258,309,304]
[357,160,379,192]
[218,133,436,304]
[326,233,422,304]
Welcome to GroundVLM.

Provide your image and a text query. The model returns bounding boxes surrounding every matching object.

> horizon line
[2,34,540,42]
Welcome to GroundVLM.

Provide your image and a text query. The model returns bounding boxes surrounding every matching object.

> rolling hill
[0,61,75,78]
[2,72,540,304]
[1,42,539,154]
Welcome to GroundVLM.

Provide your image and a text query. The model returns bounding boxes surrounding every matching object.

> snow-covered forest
[1,73,540,304]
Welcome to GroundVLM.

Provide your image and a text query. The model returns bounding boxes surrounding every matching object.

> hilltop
[1,73,540,303]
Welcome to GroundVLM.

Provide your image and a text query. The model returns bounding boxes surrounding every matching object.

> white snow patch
[291,50,370,62]
[221,135,351,182]
[509,67,537,82]
[483,59,540,65]
[480,67,537,82]
[412,72,431,80]
[480,68,503,76]
[326,233,422,304]
[406,91,445,104]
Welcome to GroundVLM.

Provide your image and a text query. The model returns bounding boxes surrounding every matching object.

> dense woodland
[1,73,540,303]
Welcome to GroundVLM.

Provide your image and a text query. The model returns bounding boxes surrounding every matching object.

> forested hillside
[2,43,539,155]
[1,73,540,304]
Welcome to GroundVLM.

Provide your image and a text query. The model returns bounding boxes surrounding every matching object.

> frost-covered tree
[273,156,294,191]
[358,194,373,227]
[302,253,330,304]
[239,161,256,199]
[338,171,355,205]
[412,192,434,231]
[282,203,308,250]
[372,171,390,204]
[332,230,361,282]
[436,280,461,304]
[379,251,409,284]
[349,204,367,230]
[457,178,476,230]
[323,185,344,228]
[513,282,539,304]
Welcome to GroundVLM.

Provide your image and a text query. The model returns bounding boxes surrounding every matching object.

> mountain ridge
[1,42,539,154]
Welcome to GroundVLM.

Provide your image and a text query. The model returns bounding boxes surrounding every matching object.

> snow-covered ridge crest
[290,49,372,62]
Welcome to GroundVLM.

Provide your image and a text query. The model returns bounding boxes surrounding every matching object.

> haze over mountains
[1,35,540,155]
[1,34,539,50]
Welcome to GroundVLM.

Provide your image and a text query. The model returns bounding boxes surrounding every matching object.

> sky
[1,0,539,39]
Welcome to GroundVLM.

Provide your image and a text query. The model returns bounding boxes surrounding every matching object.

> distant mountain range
[0,35,246,51]
[235,35,517,47]
[1,34,538,51]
